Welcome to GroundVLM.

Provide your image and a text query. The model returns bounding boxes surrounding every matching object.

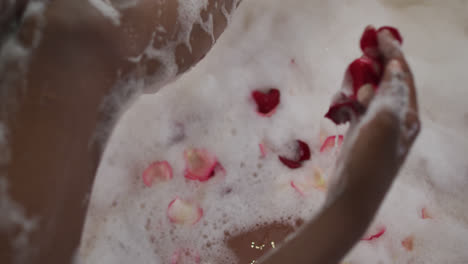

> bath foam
[80,0,468,263]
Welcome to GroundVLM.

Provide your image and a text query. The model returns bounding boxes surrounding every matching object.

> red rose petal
[324,100,366,125]
[360,25,379,58]
[252,89,281,117]
[167,198,203,225]
[278,140,311,169]
[320,135,344,153]
[278,156,302,169]
[142,161,173,187]
[297,140,311,161]
[184,148,219,182]
[348,57,380,96]
[361,226,386,241]
[378,26,403,44]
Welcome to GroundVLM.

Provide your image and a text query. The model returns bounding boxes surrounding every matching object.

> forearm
[262,111,402,264]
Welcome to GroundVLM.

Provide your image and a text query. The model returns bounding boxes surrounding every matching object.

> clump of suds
[0,177,39,264]
[88,0,121,26]
[0,1,46,117]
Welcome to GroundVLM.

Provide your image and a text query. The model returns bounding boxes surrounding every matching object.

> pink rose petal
[421,207,432,219]
[167,198,203,225]
[259,143,267,158]
[291,167,326,196]
[142,161,173,187]
[320,135,344,153]
[184,148,219,182]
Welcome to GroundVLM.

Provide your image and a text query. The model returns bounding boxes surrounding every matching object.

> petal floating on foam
[348,57,380,96]
[291,167,327,195]
[361,226,386,241]
[259,143,267,158]
[324,100,366,125]
[142,161,173,187]
[421,207,432,219]
[252,89,281,117]
[402,236,414,251]
[320,135,344,153]
[167,198,203,225]
[278,140,311,169]
[184,148,218,182]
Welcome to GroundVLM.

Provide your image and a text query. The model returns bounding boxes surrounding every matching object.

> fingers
[378,29,418,114]
[377,33,421,159]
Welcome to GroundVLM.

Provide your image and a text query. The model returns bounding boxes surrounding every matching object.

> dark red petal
[252,89,281,116]
[297,140,311,161]
[378,26,403,44]
[360,26,379,58]
[348,57,380,96]
[278,140,311,169]
[324,100,365,125]
[278,156,302,169]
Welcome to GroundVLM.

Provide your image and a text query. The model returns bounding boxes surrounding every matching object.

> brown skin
[1,2,419,264]
[261,31,420,264]
[1,1,236,263]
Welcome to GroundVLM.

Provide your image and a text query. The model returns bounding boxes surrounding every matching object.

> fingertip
[377,29,402,61]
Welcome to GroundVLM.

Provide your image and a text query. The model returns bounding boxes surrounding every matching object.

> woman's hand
[261,28,420,264]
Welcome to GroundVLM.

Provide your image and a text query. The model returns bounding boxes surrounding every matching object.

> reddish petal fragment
[325,100,366,125]
[361,227,386,241]
[167,198,203,225]
[290,181,306,196]
[252,89,281,117]
[360,25,379,58]
[421,207,432,219]
[291,167,327,195]
[320,135,344,153]
[142,161,173,187]
[348,57,380,96]
[184,148,218,182]
[378,26,403,44]
[402,236,414,251]
[279,156,302,169]
[259,143,267,158]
